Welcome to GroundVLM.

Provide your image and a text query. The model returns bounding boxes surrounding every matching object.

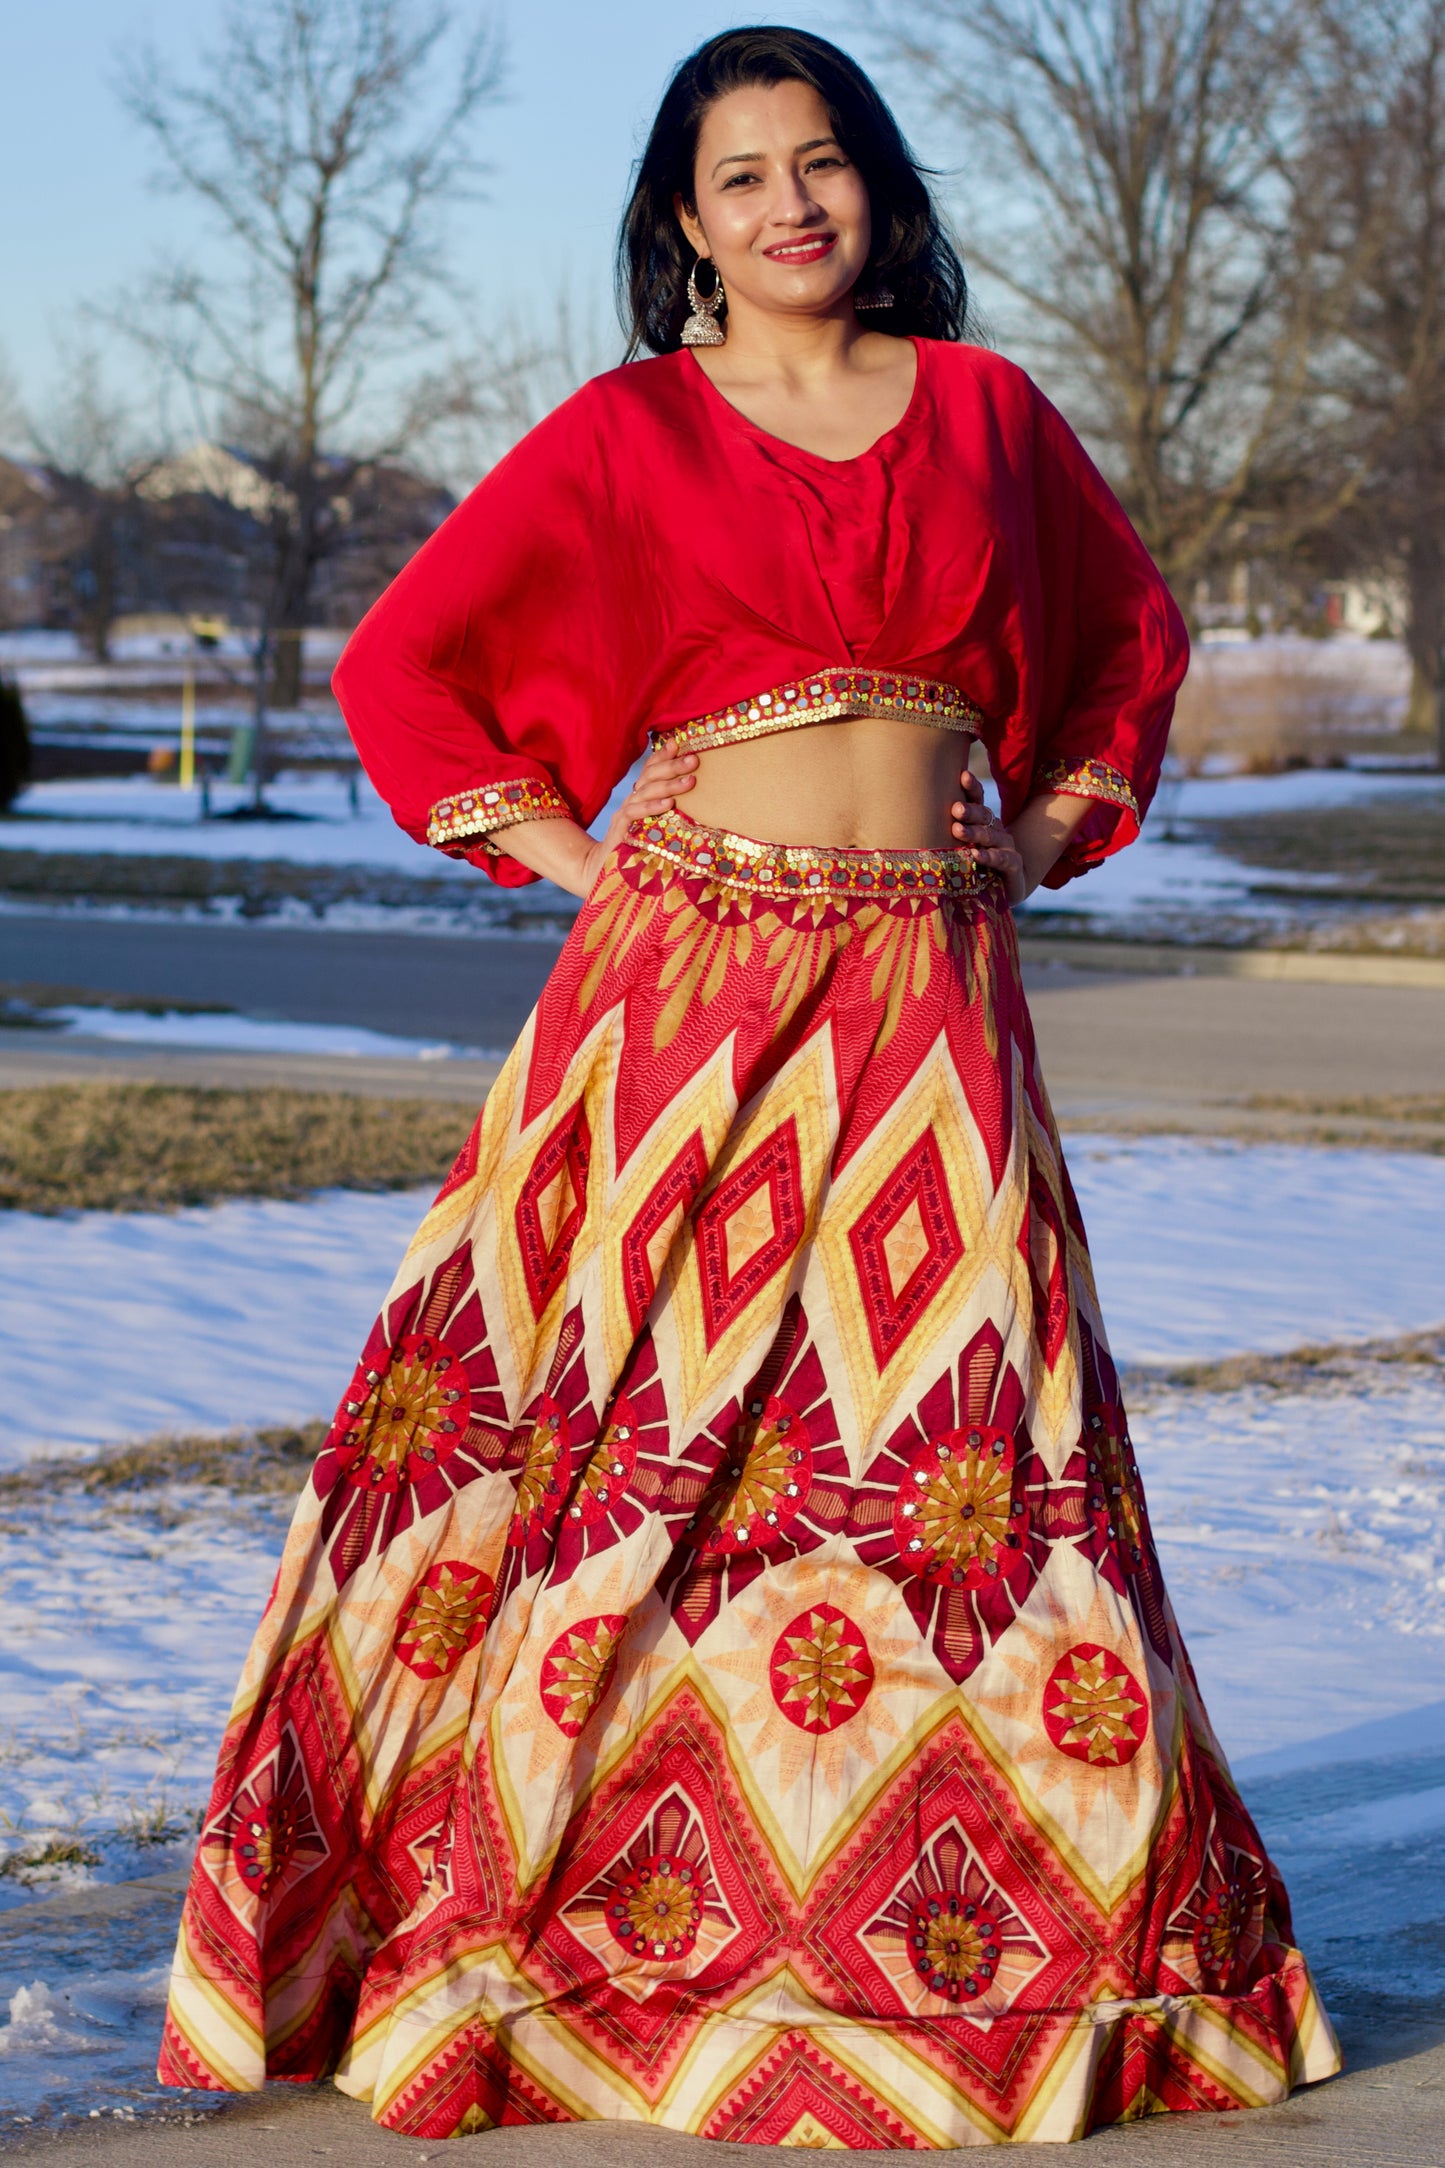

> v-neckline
[684,339,925,468]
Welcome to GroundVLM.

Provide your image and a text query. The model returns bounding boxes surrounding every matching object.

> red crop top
[333,339,1189,889]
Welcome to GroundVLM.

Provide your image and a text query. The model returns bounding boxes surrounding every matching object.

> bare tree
[867,0,1358,606]
[25,341,159,660]
[1297,1,1445,762]
[116,0,503,800]
[0,349,26,456]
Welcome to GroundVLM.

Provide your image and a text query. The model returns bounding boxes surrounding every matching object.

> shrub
[0,674,31,810]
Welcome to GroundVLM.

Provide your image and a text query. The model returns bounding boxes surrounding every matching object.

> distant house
[0,441,453,640]
[0,458,87,629]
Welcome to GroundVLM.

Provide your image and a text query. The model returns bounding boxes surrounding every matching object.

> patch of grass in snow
[0,979,229,1027]
[0,1836,103,1881]
[0,844,467,915]
[1199,798,1445,906]
[1242,1091,1445,1123]
[0,1083,473,1212]
[0,1420,327,1506]
[1126,1323,1445,1400]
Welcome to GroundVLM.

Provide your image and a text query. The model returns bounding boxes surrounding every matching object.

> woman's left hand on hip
[951,769,1027,904]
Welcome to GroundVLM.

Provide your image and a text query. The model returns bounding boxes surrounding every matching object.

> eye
[805,154,847,173]
[721,169,761,189]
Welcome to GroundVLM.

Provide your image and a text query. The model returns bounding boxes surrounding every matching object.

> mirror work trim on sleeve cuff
[1034,757,1138,817]
[427,777,572,851]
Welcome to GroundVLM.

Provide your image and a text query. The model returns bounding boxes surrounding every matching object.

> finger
[957,770,984,802]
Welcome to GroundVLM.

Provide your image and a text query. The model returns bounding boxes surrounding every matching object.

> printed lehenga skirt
[160,809,1339,2146]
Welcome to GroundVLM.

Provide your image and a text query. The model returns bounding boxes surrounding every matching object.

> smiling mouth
[763,234,838,265]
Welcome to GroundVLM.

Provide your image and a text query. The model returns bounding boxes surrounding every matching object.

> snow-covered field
[44,1005,501,1063]
[0,1135,1441,2124]
[1017,765,1444,933]
[5,1136,1443,1470]
[6,764,1443,947]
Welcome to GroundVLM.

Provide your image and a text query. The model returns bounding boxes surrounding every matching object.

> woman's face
[677,79,872,323]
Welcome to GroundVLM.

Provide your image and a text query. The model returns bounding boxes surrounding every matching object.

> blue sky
[3,1,988,428]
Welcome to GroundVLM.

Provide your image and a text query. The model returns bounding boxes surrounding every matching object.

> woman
[160,28,1338,2147]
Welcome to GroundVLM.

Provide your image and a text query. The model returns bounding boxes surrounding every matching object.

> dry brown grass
[0,1419,328,1504]
[1125,1325,1445,1399]
[0,1083,475,1213]
[1168,648,1414,775]
[1242,1092,1445,1122]
[1200,799,1445,905]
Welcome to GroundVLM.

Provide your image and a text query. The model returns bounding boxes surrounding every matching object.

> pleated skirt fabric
[159,810,1339,2145]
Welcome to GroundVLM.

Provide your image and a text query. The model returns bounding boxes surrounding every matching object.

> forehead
[694,77,837,157]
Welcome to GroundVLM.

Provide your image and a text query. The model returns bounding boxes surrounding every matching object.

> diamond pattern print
[620,1130,709,1332]
[515,1098,591,1317]
[848,1126,965,1368]
[693,1117,806,1347]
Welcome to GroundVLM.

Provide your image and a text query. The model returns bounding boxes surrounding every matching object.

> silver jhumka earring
[853,282,896,311]
[680,259,726,346]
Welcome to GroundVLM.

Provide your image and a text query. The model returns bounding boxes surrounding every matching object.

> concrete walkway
[3,956,1442,1147]
[5,2033,1442,2164]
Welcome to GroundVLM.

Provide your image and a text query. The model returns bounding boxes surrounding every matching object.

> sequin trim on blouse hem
[625,807,992,907]
[427,776,571,851]
[651,668,984,755]
[1036,756,1139,818]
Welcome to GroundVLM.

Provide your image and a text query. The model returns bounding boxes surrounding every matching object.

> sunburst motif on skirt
[159,811,1339,2146]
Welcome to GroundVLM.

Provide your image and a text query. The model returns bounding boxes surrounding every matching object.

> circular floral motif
[1042,1643,1148,1767]
[607,1851,704,1960]
[689,1397,811,1554]
[769,1603,875,1732]
[1195,1874,1257,1991]
[228,1755,326,1898]
[332,1333,470,1493]
[1085,1409,1146,1560]
[569,1397,640,1528]
[539,1612,628,1736]
[393,1560,495,1680]
[509,1396,570,1546]
[891,1425,1027,1588]
[908,1890,1002,2002]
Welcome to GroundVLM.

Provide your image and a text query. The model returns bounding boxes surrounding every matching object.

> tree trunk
[1402,524,1445,768]
[268,617,306,709]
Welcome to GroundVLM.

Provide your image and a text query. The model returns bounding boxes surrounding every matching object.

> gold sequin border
[625,809,992,905]
[1036,757,1139,818]
[652,668,984,755]
[427,775,571,852]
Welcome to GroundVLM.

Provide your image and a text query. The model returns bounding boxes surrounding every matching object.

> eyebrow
[710,136,841,177]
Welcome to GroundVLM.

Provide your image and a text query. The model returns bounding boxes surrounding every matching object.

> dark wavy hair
[618,27,971,356]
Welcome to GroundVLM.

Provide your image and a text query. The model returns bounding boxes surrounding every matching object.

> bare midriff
[676,715,972,852]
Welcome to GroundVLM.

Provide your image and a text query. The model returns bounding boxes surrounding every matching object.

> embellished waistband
[651,668,983,756]
[624,809,992,907]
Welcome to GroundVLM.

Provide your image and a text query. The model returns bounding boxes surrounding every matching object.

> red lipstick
[762,233,837,265]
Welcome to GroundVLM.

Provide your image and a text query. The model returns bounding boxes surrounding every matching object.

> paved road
[1,913,566,1050]
[3,912,1442,1126]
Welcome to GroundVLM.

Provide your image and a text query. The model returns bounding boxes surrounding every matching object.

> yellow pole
[180,667,196,790]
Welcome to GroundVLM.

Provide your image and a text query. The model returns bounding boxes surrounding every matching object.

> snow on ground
[1014,766,1445,930]
[4,1138,1442,1471]
[2,772,480,876]
[0,1186,431,1469]
[1134,1368,1445,1755]
[46,1005,501,1062]
[6,767,1442,945]
[1071,1135,1445,1360]
[0,1132,1441,2120]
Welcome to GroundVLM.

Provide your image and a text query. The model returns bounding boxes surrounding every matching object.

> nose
[768,166,828,229]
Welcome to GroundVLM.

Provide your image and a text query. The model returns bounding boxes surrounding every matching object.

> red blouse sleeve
[332,385,646,887]
[1021,389,1189,888]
